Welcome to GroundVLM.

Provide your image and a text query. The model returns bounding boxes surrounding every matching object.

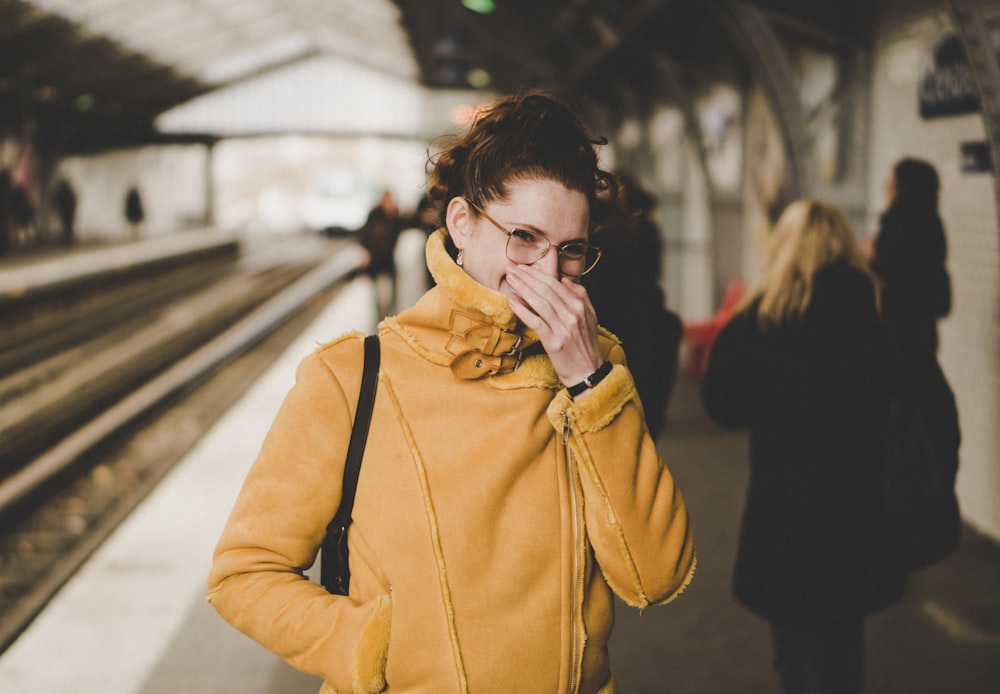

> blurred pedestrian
[54,178,77,245]
[410,193,440,234]
[10,182,35,247]
[869,157,951,360]
[393,196,438,311]
[411,194,442,289]
[0,169,12,255]
[702,199,906,694]
[586,173,682,438]
[208,91,695,693]
[125,186,144,239]
[358,189,402,316]
[868,157,961,567]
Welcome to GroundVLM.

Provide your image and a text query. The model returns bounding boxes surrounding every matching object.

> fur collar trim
[424,228,519,330]
[385,229,561,389]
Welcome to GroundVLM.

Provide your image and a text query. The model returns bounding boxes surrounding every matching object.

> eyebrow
[521,225,589,245]
[470,199,589,244]
[491,214,588,245]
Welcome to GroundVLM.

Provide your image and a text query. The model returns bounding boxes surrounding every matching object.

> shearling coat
[701,262,906,622]
[208,230,696,694]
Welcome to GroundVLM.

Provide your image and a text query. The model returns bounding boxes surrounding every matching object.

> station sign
[919,22,1000,119]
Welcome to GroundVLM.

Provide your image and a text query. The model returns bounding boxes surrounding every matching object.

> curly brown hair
[426,91,618,227]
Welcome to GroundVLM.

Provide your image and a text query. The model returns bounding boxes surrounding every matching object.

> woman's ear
[445,197,473,251]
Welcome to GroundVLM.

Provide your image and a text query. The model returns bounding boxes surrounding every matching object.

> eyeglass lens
[506,229,600,277]
[466,198,601,276]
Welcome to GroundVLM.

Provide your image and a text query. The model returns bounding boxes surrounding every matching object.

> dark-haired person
[586,173,682,439]
[870,157,951,361]
[208,92,695,694]
[870,157,962,571]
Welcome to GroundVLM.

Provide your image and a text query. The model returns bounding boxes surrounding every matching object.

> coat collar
[384,229,557,387]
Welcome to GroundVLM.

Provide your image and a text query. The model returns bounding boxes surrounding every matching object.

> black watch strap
[567,360,612,397]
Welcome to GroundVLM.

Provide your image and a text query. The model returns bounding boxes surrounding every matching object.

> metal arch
[639,44,715,201]
[564,0,673,88]
[947,0,1000,241]
[706,0,815,200]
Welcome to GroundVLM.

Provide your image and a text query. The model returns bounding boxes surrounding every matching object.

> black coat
[871,204,960,491]
[587,218,682,439]
[871,203,951,361]
[701,262,907,621]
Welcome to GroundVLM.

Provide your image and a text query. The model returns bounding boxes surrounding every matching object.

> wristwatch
[567,361,612,398]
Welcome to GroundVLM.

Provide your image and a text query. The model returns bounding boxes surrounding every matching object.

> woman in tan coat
[208,92,696,694]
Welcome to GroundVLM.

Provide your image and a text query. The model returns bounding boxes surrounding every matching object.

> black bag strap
[321,334,379,589]
[334,333,380,528]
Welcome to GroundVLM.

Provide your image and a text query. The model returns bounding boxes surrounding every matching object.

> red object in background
[683,279,745,377]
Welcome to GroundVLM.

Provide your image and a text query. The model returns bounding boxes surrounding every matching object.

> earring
[457,250,464,267]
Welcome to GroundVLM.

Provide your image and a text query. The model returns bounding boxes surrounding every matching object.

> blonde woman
[701,200,906,694]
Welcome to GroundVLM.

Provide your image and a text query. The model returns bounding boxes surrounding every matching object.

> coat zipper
[563,413,582,694]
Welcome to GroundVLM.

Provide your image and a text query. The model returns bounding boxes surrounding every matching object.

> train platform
[0,229,240,300]
[1,274,999,692]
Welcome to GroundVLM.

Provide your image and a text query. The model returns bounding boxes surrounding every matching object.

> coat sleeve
[547,345,696,608]
[207,337,391,694]
[700,313,754,428]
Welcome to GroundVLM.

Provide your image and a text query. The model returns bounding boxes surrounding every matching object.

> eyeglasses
[466,199,602,278]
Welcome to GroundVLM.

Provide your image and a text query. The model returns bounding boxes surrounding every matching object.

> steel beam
[707,0,815,200]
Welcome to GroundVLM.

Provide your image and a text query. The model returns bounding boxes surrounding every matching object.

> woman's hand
[505,263,603,388]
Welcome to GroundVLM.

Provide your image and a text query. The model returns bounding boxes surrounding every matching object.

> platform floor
[1,268,999,693]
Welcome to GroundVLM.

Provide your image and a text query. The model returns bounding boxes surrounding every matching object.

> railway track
[0,233,367,654]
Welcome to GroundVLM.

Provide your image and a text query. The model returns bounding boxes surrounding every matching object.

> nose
[533,244,561,278]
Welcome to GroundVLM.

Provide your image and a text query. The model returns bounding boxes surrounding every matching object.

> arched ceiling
[396,0,866,114]
[0,0,867,152]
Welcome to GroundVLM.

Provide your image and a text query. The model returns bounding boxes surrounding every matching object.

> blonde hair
[745,199,877,331]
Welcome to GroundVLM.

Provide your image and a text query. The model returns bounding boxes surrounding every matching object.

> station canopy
[1,0,427,148]
[28,0,418,85]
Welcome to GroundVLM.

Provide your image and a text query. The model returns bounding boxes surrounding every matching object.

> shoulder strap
[332,333,380,530]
